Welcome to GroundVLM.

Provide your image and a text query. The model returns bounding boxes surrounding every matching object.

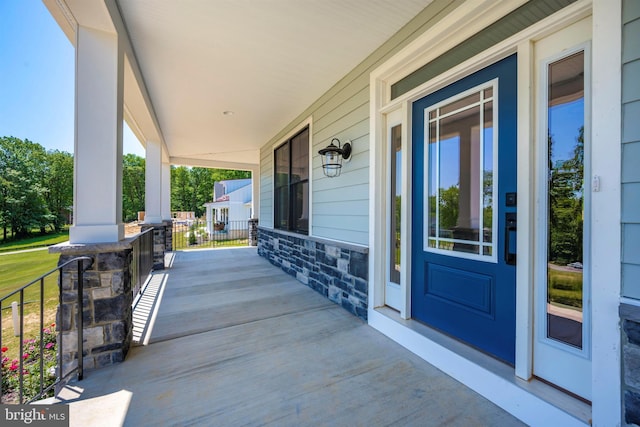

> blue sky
[0,1,144,156]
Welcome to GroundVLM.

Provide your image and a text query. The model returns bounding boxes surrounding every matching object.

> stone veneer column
[50,240,136,373]
[164,219,173,252]
[141,223,169,270]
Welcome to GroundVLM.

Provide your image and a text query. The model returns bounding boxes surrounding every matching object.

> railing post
[77,259,84,381]
[249,218,258,246]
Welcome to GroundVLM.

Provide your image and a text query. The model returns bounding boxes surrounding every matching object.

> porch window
[274,127,309,234]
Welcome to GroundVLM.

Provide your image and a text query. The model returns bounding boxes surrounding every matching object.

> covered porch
[57,247,522,426]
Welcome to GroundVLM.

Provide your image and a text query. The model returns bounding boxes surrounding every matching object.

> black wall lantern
[318,138,351,178]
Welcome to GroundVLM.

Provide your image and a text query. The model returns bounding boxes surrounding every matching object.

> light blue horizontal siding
[622,1,640,298]
[259,146,273,228]
[312,226,368,246]
[314,199,370,216]
[622,60,640,103]
[624,264,640,299]
[623,142,640,182]
[622,18,640,63]
[623,101,640,143]
[623,184,640,223]
[624,0,640,24]
[623,224,640,264]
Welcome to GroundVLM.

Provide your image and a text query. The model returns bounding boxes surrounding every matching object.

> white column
[251,167,259,219]
[70,25,124,244]
[144,140,162,223]
[161,161,171,221]
[591,0,622,424]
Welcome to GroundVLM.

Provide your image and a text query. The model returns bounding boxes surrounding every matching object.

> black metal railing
[173,219,249,250]
[131,228,154,298]
[0,256,92,404]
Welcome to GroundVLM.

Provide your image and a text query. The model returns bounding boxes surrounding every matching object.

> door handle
[505,212,517,265]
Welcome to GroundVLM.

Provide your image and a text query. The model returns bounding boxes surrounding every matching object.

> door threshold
[370,307,591,426]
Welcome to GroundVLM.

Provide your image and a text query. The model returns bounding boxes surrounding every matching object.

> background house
[204,179,252,234]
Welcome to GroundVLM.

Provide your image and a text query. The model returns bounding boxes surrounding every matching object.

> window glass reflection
[546,51,585,349]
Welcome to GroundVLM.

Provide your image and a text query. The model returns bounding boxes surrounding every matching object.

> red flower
[1,347,7,353]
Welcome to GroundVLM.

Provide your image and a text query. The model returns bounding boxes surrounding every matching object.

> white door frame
[384,108,404,311]
[368,0,620,424]
[533,24,592,401]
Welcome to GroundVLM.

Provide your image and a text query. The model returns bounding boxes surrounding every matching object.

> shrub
[1,325,57,403]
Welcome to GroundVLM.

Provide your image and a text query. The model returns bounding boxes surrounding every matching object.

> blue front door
[411,55,517,364]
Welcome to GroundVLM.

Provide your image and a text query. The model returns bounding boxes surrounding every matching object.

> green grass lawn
[0,251,61,361]
[173,225,248,250]
[0,230,69,253]
[548,266,583,309]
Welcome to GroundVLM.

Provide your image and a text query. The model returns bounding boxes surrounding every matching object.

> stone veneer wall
[142,221,172,270]
[164,220,173,252]
[50,238,140,374]
[621,303,640,425]
[257,227,368,320]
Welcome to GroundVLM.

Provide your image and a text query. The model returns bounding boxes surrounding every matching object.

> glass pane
[429,110,437,120]
[546,51,585,349]
[483,101,494,243]
[438,240,455,251]
[449,241,479,255]
[274,186,289,230]
[440,92,480,116]
[428,122,437,238]
[291,128,309,183]
[390,124,402,284]
[439,105,481,244]
[425,88,495,259]
[275,143,289,188]
[291,181,309,233]
[483,87,493,99]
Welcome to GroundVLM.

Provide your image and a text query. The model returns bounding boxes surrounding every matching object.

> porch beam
[70,25,124,244]
[169,156,256,172]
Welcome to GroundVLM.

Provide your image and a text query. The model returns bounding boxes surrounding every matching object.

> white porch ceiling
[113,0,433,167]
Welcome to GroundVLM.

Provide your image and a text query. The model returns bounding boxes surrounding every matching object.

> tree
[171,166,193,213]
[122,154,145,222]
[44,150,73,231]
[190,167,213,217]
[0,137,54,238]
[548,126,584,265]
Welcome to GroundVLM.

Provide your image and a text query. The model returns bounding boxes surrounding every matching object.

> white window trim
[385,108,403,311]
[369,0,620,425]
[422,80,499,263]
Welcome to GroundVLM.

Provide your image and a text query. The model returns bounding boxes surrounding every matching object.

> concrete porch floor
[58,247,524,426]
